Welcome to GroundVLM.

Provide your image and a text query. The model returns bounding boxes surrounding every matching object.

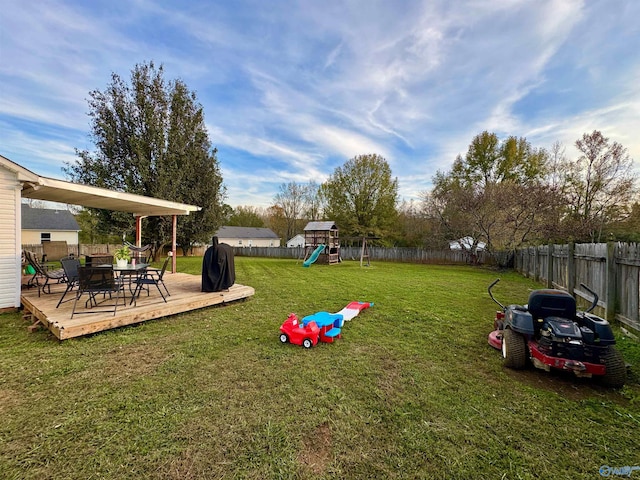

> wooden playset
[302,221,340,265]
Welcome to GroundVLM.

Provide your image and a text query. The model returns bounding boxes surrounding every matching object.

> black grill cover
[202,238,236,292]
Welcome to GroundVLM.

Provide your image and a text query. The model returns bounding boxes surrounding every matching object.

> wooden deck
[20,273,254,340]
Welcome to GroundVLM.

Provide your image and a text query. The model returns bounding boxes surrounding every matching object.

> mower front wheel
[502,328,527,369]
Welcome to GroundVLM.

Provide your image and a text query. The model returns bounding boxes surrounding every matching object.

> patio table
[112,263,149,303]
[97,263,149,305]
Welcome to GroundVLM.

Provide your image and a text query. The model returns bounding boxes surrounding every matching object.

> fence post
[567,242,575,295]
[605,242,616,322]
[547,243,553,288]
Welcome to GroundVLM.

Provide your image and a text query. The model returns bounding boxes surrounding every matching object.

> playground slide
[335,301,373,321]
[303,244,325,267]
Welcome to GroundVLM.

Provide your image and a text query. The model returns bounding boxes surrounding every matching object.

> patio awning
[21,176,200,217]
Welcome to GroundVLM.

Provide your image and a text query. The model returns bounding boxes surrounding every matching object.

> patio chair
[84,253,114,267]
[71,266,125,318]
[125,242,153,264]
[42,240,69,262]
[56,256,81,308]
[131,256,171,304]
[23,250,66,296]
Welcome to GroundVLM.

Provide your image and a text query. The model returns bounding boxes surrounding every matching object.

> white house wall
[218,237,280,248]
[22,230,79,244]
[0,165,21,309]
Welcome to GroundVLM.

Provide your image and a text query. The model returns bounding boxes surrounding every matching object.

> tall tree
[451,131,547,188]
[65,62,225,257]
[427,132,555,264]
[321,154,398,238]
[561,131,636,242]
[273,182,309,241]
[263,205,288,244]
[303,181,323,221]
[392,199,434,247]
[228,206,265,227]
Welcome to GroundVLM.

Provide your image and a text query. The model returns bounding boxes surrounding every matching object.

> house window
[41,233,51,243]
[238,240,243,245]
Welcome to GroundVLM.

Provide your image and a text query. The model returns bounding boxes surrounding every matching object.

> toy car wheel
[502,328,527,369]
[302,338,313,349]
[599,346,626,388]
[279,333,289,344]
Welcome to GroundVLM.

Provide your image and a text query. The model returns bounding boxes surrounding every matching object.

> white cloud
[1,0,638,208]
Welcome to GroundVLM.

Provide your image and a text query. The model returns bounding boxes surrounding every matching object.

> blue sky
[1,0,639,208]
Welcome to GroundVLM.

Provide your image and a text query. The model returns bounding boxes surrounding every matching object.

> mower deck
[489,329,606,376]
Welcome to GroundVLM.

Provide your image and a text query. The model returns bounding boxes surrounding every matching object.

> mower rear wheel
[502,328,527,369]
[599,346,626,388]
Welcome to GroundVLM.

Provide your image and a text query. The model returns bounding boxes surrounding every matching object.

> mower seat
[528,289,576,321]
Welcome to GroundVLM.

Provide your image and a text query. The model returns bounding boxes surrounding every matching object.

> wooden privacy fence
[24,241,636,331]
[514,242,640,332]
[22,244,124,259]
[22,244,209,259]
[230,246,490,265]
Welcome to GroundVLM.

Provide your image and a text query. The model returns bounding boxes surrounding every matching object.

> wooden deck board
[20,272,254,340]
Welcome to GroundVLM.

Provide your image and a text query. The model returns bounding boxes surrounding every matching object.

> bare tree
[562,131,637,241]
[273,182,309,241]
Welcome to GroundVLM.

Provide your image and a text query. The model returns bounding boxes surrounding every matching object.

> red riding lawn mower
[488,279,627,388]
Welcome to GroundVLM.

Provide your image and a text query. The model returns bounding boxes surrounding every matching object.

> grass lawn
[1,257,639,479]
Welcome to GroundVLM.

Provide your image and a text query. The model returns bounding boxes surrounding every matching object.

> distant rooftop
[21,204,80,231]
[215,226,279,239]
[304,221,337,231]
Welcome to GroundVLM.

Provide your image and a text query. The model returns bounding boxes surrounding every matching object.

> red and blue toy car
[279,301,373,348]
[279,313,320,348]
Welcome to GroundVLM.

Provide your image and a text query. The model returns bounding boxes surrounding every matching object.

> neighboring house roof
[286,234,305,246]
[21,204,80,231]
[304,221,337,231]
[215,226,279,239]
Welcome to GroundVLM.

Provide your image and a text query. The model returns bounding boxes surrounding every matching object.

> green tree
[427,132,556,264]
[321,154,398,239]
[65,62,225,257]
[75,208,121,244]
[263,205,287,244]
[391,200,435,247]
[451,131,547,188]
[228,206,265,227]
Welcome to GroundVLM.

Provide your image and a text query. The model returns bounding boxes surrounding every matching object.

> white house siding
[0,166,21,309]
[22,230,78,244]
[218,237,278,248]
[286,234,305,248]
